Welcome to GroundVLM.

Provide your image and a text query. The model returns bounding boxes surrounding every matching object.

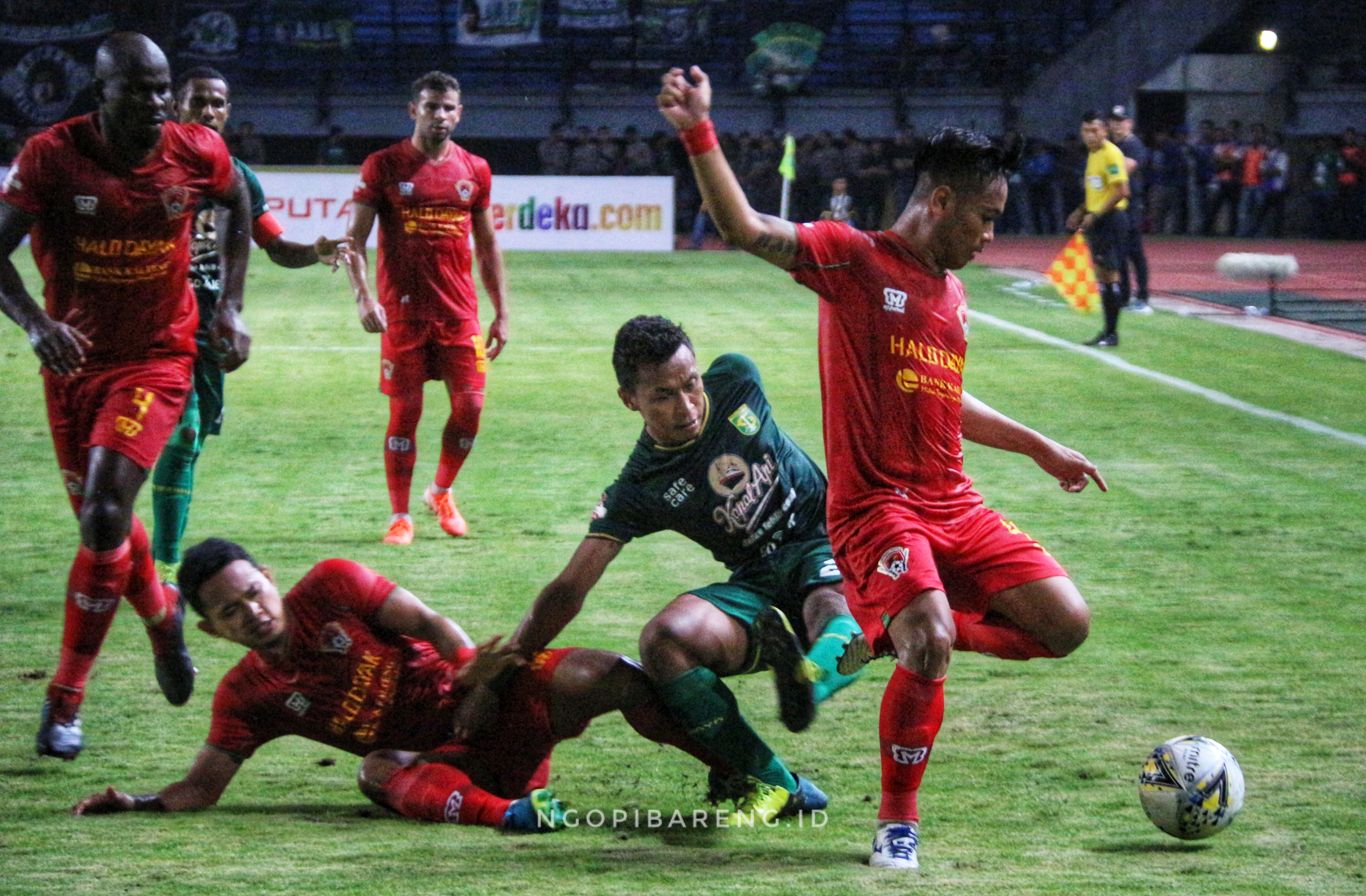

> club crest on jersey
[957,303,969,337]
[455,179,475,202]
[728,404,760,436]
[876,546,910,580]
[398,182,414,196]
[883,287,907,314]
[707,454,750,497]
[382,359,395,380]
[74,195,97,215]
[319,622,353,655]
[160,183,189,219]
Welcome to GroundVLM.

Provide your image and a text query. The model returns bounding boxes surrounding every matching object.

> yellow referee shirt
[1084,140,1129,213]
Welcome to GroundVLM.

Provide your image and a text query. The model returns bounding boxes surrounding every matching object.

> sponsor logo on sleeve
[398,182,413,196]
[74,195,97,215]
[882,287,907,314]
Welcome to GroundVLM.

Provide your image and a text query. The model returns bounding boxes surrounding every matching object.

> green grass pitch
[0,248,1363,895]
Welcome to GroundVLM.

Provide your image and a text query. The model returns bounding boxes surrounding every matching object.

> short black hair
[411,70,461,100]
[612,315,692,391]
[1081,109,1105,125]
[911,126,1023,200]
[177,538,258,616]
[176,65,227,95]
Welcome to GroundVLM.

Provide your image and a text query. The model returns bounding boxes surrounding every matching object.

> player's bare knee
[639,612,697,672]
[1048,604,1091,656]
[893,619,954,677]
[802,585,849,635]
[78,491,132,548]
[357,749,407,804]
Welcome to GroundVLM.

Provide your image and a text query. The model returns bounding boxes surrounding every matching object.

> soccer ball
[1138,735,1244,839]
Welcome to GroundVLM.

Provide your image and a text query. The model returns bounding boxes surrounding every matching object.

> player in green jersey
[150,67,350,583]
[512,315,863,825]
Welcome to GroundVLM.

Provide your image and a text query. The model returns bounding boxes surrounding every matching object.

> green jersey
[187,157,269,335]
[589,354,829,570]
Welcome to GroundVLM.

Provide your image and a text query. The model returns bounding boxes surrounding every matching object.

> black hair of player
[176,65,228,96]
[177,538,259,617]
[1081,109,1105,125]
[411,70,461,100]
[613,315,693,392]
[910,126,1024,200]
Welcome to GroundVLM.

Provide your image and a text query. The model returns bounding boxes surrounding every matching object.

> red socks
[50,541,131,714]
[384,393,424,515]
[125,516,177,646]
[878,664,945,823]
[383,761,512,827]
[953,611,1058,660]
[433,391,483,489]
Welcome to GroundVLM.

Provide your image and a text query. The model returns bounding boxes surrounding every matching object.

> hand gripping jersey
[588,353,829,568]
[0,114,235,369]
[352,139,491,324]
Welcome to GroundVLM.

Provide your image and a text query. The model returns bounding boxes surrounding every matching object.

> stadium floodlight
[1258,29,1278,52]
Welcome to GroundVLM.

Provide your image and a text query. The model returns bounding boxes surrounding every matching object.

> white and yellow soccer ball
[1138,735,1245,839]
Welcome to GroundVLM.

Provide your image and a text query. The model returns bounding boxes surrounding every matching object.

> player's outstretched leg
[358,750,565,832]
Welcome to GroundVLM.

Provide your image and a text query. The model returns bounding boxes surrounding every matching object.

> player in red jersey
[343,70,509,545]
[657,67,1107,869]
[72,538,725,832]
[0,33,253,760]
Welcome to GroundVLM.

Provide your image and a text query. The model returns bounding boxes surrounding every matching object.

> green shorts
[687,536,842,665]
[188,354,226,440]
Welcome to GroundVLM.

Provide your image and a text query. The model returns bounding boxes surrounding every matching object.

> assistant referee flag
[1045,233,1100,313]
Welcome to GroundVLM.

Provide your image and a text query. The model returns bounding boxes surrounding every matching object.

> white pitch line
[970,309,1366,449]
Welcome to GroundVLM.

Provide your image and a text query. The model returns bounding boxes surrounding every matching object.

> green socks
[660,666,796,791]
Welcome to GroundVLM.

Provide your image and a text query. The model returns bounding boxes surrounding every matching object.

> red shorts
[833,502,1067,655]
[379,318,486,396]
[427,647,582,799]
[43,357,193,492]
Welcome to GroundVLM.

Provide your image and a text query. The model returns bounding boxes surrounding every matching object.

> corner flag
[778,133,796,219]
[1045,233,1100,313]
[778,133,796,180]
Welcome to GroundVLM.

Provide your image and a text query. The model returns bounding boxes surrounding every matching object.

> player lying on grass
[511,316,863,826]
[73,538,725,832]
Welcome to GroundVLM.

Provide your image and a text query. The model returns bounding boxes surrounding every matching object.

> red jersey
[352,139,491,324]
[0,114,235,369]
[789,220,983,526]
[207,559,464,760]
